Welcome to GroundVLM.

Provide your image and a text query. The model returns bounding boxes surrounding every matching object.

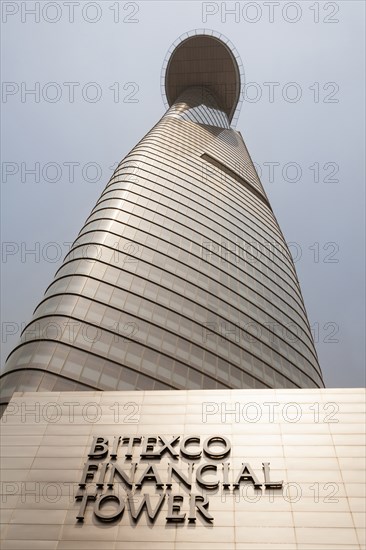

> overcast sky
[1,0,365,387]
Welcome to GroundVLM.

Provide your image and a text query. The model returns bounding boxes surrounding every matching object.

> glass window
[136,372,154,390]
[141,348,159,374]
[62,350,85,378]
[100,363,119,389]
[125,343,143,369]
[188,368,202,388]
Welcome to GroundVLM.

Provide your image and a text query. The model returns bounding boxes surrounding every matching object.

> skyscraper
[2,30,364,550]
[0,31,324,410]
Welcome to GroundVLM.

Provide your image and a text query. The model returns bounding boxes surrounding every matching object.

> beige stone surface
[0,388,365,549]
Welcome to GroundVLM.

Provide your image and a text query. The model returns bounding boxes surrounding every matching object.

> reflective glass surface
[0,86,324,406]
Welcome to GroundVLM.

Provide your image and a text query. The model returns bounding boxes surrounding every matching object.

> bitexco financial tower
[1,31,324,409]
[1,30,364,550]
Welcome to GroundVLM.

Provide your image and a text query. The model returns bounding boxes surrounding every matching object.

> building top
[164,32,242,123]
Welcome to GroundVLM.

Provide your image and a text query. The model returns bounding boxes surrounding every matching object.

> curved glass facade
[0,37,324,407]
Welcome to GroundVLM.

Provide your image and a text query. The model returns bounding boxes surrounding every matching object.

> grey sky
[1,0,365,387]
